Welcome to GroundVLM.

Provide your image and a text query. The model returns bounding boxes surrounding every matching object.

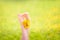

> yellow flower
[23,19,30,29]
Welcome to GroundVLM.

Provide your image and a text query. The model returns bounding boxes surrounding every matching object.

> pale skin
[18,12,30,40]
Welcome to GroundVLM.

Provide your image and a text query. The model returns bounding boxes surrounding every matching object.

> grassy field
[0,0,60,40]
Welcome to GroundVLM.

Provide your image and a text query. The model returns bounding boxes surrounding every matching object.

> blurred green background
[0,0,60,40]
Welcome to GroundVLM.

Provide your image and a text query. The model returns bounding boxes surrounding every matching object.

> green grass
[0,1,60,40]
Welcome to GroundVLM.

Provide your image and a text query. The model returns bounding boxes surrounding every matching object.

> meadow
[0,0,60,40]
